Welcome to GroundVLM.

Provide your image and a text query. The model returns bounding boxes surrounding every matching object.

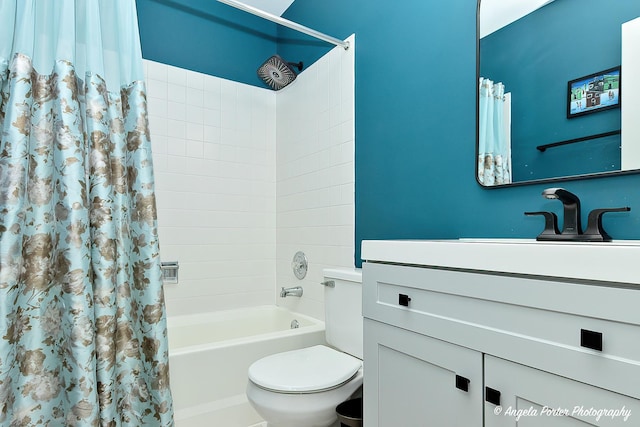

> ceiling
[231,0,555,37]
[238,0,295,16]
[480,0,555,38]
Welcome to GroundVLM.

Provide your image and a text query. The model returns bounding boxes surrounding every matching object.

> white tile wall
[276,35,356,320]
[145,60,277,317]
[143,34,355,319]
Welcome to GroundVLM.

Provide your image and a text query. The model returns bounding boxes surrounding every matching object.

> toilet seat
[248,345,362,394]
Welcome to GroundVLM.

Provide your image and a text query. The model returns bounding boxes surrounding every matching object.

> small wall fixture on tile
[161,261,179,284]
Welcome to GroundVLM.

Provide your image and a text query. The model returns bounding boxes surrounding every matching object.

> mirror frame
[475,0,640,189]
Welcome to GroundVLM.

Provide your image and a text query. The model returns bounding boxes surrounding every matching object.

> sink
[361,239,640,285]
[457,238,538,243]
[456,238,640,246]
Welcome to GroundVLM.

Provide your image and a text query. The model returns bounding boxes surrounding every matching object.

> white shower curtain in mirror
[478,77,511,185]
[0,1,174,425]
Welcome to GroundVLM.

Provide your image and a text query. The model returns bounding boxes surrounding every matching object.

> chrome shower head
[257,54,303,91]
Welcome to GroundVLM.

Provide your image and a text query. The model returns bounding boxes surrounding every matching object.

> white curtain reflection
[479,77,511,185]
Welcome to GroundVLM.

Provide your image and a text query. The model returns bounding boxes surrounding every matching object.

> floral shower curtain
[0,1,173,425]
[478,77,511,186]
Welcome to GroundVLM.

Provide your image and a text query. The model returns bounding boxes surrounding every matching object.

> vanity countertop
[361,239,640,286]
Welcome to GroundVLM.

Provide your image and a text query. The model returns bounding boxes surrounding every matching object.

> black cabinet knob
[455,375,470,392]
[398,294,411,307]
[485,387,501,406]
[581,329,603,351]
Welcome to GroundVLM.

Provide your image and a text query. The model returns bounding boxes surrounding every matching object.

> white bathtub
[168,305,326,427]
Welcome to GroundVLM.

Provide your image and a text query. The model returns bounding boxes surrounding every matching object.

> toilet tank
[323,268,363,359]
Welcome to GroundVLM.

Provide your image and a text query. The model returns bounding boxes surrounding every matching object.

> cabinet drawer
[363,262,640,399]
[371,276,640,362]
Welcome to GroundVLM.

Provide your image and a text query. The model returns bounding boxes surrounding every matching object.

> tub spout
[280,286,303,298]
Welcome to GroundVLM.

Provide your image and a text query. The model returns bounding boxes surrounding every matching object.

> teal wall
[137,0,640,267]
[481,0,639,181]
[136,0,278,87]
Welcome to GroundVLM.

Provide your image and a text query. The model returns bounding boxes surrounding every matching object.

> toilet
[246,268,363,427]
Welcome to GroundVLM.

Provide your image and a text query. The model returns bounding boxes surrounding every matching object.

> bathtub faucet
[280,286,303,298]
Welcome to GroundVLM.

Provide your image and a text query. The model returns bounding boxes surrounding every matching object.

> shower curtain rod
[217,0,350,50]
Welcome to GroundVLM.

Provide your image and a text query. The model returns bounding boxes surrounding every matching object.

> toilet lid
[248,345,362,393]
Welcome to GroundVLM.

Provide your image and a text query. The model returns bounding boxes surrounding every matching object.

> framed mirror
[477,0,640,187]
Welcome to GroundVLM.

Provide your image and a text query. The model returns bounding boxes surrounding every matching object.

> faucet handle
[525,211,560,240]
[583,207,631,242]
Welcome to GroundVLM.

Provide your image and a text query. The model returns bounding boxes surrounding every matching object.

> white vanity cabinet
[361,241,640,427]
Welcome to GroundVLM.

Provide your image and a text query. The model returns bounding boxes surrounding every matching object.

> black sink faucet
[525,188,630,241]
[541,187,582,235]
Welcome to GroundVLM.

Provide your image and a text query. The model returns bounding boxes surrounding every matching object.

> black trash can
[336,397,363,427]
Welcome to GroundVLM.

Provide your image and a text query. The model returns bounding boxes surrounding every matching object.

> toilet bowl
[246,345,363,427]
[246,268,363,427]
